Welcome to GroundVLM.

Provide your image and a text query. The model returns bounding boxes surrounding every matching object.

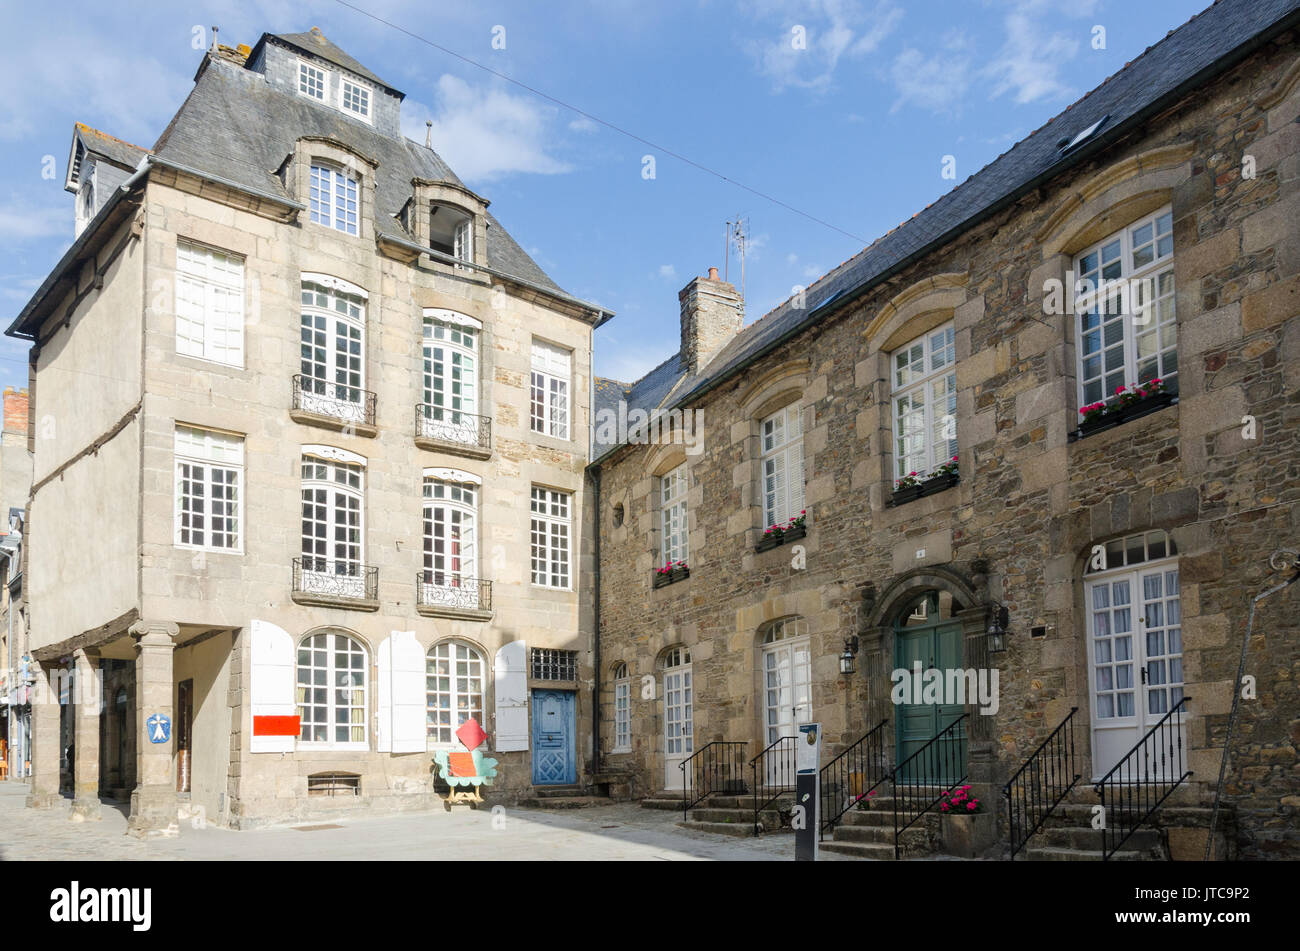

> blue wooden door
[531,690,576,785]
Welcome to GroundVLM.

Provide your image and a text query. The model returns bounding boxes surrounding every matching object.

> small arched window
[430,202,473,265]
[309,162,359,235]
[762,616,809,644]
[426,640,486,746]
[297,630,368,747]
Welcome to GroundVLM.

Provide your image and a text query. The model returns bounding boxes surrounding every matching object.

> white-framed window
[761,405,804,528]
[300,450,365,593]
[299,278,367,421]
[530,340,571,439]
[175,241,244,366]
[421,313,479,443]
[1074,207,1177,407]
[339,78,371,121]
[891,323,957,482]
[174,425,243,552]
[422,475,479,608]
[530,486,571,589]
[309,163,359,236]
[298,60,327,101]
[296,630,367,748]
[660,463,689,565]
[612,662,630,752]
[429,204,474,266]
[426,640,486,746]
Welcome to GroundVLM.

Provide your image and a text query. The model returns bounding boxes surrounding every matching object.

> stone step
[517,796,607,809]
[1034,826,1162,851]
[838,808,942,828]
[640,797,683,811]
[1022,846,1153,861]
[678,820,753,838]
[819,840,895,860]
[831,824,930,847]
[690,807,754,823]
[532,785,584,798]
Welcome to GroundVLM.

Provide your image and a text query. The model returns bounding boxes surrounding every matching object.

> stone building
[590,0,1300,859]
[1,387,33,781]
[7,28,610,832]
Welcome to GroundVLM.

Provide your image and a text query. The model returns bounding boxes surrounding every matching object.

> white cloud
[0,198,69,245]
[658,264,677,279]
[889,46,971,115]
[744,0,904,92]
[568,116,599,134]
[402,75,573,182]
[982,7,1080,105]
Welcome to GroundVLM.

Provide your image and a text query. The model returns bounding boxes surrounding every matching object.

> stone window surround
[410,179,489,274]
[644,444,691,572]
[286,137,379,244]
[733,360,812,550]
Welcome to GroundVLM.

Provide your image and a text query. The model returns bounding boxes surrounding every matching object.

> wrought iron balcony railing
[293,375,377,427]
[415,404,492,453]
[293,557,378,603]
[416,573,492,614]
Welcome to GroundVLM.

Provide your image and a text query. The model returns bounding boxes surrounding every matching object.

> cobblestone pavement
[0,782,853,861]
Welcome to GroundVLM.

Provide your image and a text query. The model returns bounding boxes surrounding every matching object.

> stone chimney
[3,388,28,436]
[679,266,744,373]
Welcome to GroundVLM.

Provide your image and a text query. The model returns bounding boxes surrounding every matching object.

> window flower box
[755,513,807,553]
[890,460,960,507]
[1073,381,1175,440]
[653,562,690,588]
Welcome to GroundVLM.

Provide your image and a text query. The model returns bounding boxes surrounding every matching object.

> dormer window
[430,203,473,266]
[298,60,327,100]
[340,79,371,121]
[310,163,359,236]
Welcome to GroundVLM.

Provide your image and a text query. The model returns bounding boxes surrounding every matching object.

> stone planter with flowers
[938,784,996,858]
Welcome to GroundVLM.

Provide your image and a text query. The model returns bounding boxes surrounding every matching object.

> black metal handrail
[1003,707,1081,860]
[749,736,796,836]
[293,557,378,602]
[416,404,492,452]
[1095,695,1191,861]
[293,374,377,426]
[679,741,748,819]
[819,719,889,838]
[416,573,492,613]
[890,713,969,859]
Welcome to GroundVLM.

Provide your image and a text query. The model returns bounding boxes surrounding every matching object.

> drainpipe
[1204,549,1300,860]
[590,463,602,781]
[118,154,152,193]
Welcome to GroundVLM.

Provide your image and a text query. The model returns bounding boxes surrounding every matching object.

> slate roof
[258,28,401,96]
[75,123,150,170]
[148,51,567,295]
[591,0,1300,463]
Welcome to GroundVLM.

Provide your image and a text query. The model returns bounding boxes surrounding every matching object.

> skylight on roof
[1057,114,1110,156]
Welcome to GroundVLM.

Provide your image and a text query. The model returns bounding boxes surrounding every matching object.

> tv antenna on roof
[724,214,749,300]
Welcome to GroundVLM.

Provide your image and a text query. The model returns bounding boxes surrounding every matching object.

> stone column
[26,660,63,809]
[71,648,102,821]
[127,620,179,838]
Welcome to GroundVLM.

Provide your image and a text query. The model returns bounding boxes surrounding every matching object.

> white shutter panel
[250,619,295,753]
[789,440,805,518]
[390,631,427,753]
[377,635,393,753]
[494,640,529,751]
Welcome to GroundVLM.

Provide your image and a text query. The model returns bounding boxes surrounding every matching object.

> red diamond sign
[456,717,487,751]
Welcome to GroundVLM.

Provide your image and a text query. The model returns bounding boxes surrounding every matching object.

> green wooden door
[894,615,967,784]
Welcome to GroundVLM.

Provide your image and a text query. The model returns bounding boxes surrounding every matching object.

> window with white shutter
[530,340,571,439]
[250,619,296,754]
[891,323,957,482]
[761,405,804,528]
[175,241,244,366]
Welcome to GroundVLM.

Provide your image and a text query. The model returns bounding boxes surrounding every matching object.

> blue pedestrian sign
[147,713,171,744]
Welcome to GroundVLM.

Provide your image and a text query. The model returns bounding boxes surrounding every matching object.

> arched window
[426,641,486,745]
[421,312,480,445]
[299,278,367,422]
[760,618,811,743]
[297,631,368,748]
[661,647,692,788]
[891,323,957,482]
[300,448,366,597]
[421,473,479,607]
[761,405,804,528]
[1074,206,1176,407]
[309,163,359,235]
[430,202,473,265]
[612,662,631,752]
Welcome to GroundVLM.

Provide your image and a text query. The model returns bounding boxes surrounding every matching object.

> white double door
[763,640,812,786]
[1086,561,1184,780]
[663,664,693,789]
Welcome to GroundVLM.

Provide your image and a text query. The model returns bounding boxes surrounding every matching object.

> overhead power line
[330,0,868,245]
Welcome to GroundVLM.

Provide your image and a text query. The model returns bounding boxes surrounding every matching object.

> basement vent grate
[307,772,360,797]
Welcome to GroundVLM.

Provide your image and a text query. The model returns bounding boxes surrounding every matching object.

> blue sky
[0,0,1211,390]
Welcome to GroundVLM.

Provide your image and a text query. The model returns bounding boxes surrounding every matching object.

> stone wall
[595,36,1300,858]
